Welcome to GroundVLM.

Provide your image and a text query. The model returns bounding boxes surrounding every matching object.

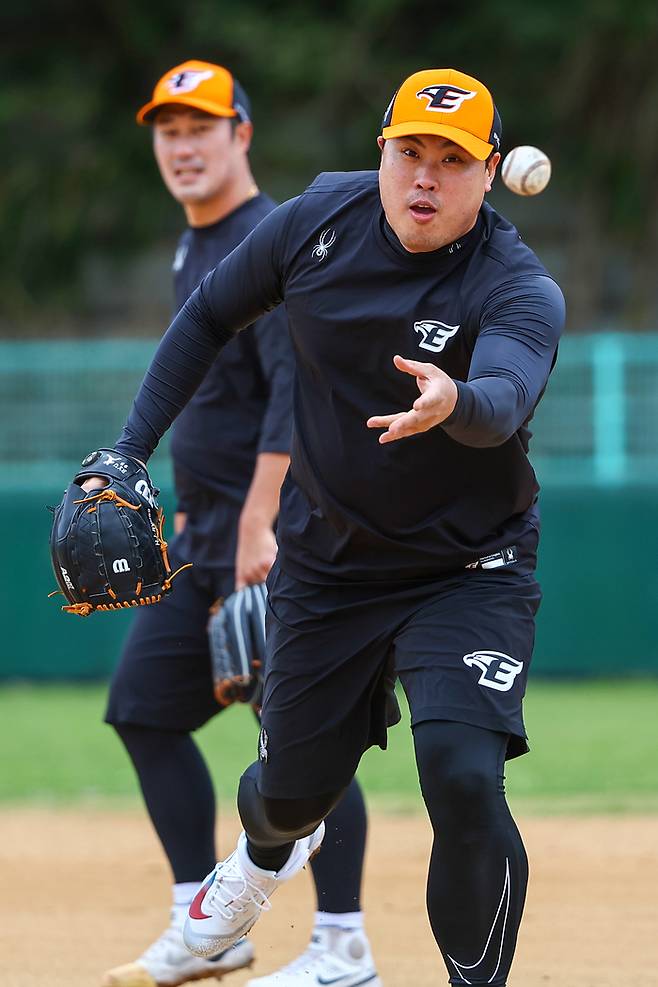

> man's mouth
[174,165,204,181]
[408,199,437,223]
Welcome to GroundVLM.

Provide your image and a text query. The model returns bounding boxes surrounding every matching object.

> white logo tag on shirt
[172,244,188,272]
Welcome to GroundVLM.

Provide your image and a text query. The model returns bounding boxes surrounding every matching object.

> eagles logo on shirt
[413,320,460,353]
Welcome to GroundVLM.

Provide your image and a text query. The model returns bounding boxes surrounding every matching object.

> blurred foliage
[2,0,658,329]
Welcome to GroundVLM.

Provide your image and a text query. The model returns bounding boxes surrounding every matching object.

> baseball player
[86,67,565,987]
[101,61,379,987]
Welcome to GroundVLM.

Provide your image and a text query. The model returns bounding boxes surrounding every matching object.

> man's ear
[485,151,501,192]
[234,120,254,152]
[377,136,385,152]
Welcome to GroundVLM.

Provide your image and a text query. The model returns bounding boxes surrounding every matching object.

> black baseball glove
[208,583,267,710]
[49,449,190,616]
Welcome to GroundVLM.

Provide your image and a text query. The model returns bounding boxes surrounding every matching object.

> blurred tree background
[3,0,658,335]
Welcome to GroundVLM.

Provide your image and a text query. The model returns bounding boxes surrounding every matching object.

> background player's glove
[49,449,190,616]
[209,583,267,710]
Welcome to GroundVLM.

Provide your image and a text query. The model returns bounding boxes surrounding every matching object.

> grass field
[2,679,657,812]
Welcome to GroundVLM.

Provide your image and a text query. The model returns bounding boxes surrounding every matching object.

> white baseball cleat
[101,914,254,986]
[245,926,382,987]
[183,824,325,959]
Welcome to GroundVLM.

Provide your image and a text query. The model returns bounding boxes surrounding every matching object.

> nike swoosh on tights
[447,857,511,984]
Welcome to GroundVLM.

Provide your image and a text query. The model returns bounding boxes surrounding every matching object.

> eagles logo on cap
[416,85,476,113]
[166,69,214,94]
[381,68,502,160]
[136,60,251,125]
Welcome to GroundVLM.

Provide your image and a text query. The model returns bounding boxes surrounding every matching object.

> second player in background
[101,60,380,987]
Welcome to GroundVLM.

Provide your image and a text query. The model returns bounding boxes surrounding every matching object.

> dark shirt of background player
[168,192,292,573]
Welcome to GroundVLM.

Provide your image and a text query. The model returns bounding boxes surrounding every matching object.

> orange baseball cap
[136,60,251,125]
[381,68,502,160]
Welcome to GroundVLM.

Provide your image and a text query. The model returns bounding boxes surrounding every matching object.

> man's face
[152,106,250,205]
[377,134,500,253]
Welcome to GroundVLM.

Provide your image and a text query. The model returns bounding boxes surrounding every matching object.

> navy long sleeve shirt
[117,171,565,581]
[159,193,294,568]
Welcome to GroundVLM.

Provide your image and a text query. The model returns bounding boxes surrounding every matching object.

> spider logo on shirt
[311,228,337,262]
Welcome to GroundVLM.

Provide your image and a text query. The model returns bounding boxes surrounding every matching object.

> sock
[173,881,201,905]
[315,910,364,931]
[171,882,201,927]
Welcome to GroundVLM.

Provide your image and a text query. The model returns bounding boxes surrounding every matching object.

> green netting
[0,341,172,489]
[1,333,658,488]
[530,334,658,485]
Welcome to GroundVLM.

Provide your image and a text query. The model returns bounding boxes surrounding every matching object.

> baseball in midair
[501,145,551,196]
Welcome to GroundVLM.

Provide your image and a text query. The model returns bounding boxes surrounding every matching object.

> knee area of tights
[262,797,314,834]
[420,764,499,808]
[262,792,336,835]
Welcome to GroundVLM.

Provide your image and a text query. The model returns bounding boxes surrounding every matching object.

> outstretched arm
[114,199,297,465]
[367,275,565,448]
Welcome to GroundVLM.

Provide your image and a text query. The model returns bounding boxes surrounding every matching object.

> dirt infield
[2,806,657,986]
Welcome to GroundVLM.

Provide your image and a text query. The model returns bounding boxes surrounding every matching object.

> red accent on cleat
[188,875,214,920]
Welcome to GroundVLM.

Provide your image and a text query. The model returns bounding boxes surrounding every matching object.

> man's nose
[415,169,437,191]
[172,137,196,158]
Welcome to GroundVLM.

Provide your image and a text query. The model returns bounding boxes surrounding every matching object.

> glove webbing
[49,491,191,615]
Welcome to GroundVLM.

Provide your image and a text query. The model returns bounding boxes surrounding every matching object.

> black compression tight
[113,723,216,883]
[309,776,367,912]
[413,720,528,987]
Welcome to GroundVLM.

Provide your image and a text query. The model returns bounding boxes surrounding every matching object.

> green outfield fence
[1,334,657,679]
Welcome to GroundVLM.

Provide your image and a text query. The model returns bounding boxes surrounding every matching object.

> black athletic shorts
[257,560,542,799]
[105,536,234,732]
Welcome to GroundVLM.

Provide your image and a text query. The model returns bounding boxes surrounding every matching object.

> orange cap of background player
[381,68,502,160]
[136,60,251,125]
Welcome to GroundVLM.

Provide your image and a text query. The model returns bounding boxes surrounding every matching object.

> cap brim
[136,96,238,125]
[380,121,493,160]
